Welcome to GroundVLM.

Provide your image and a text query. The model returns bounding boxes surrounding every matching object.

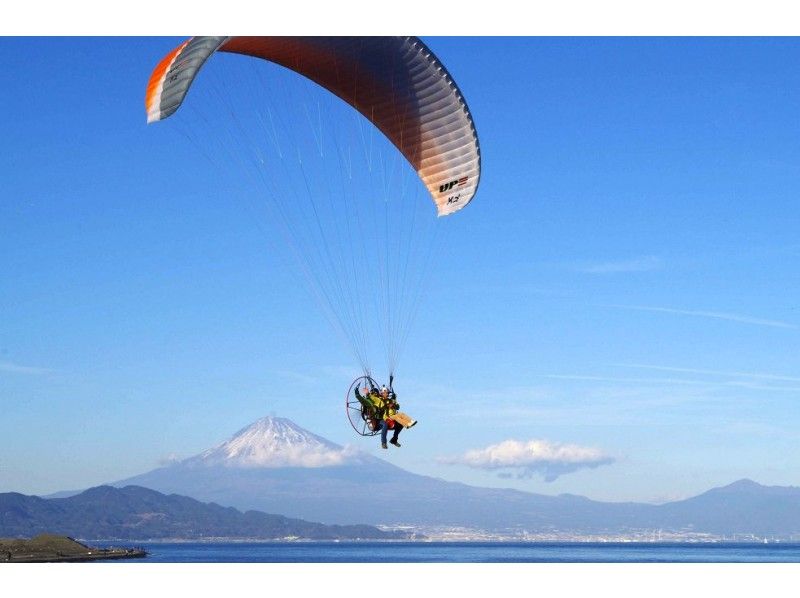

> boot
[389,438,401,447]
[381,442,388,449]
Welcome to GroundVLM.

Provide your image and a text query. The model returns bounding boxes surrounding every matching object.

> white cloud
[440,439,615,482]
[575,256,662,274]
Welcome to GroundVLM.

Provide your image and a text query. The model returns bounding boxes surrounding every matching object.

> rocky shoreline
[1,534,147,563]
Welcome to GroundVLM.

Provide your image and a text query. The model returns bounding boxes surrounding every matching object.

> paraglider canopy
[146,36,481,216]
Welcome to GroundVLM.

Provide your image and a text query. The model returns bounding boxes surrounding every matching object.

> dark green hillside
[0,485,410,541]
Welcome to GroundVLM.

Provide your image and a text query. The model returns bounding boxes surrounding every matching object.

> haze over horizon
[2,36,799,505]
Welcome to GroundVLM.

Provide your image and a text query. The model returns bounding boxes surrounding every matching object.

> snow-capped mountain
[114,416,409,525]
[184,416,357,468]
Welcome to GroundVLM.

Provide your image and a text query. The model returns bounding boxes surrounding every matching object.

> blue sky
[1,37,799,503]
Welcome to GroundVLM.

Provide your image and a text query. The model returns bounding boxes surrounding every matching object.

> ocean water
[94,541,800,563]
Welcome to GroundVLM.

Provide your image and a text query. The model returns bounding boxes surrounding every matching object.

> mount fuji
[114,416,420,525]
[182,416,361,469]
[111,416,800,536]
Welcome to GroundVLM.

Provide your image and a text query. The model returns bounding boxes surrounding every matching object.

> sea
[92,541,800,563]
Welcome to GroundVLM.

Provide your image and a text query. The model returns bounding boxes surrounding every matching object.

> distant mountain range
[0,485,409,541]
[104,416,800,537]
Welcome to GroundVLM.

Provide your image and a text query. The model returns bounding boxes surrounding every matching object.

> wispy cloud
[0,361,52,375]
[619,363,800,383]
[158,453,182,467]
[543,374,713,387]
[542,376,800,393]
[274,369,319,384]
[215,444,361,469]
[415,380,725,428]
[724,381,800,392]
[610,305,797,329]
[275,365,354,385]
[321,365,359,380]
[439,439,615,482]
[712,420,787,438]
[574,256,662,274]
